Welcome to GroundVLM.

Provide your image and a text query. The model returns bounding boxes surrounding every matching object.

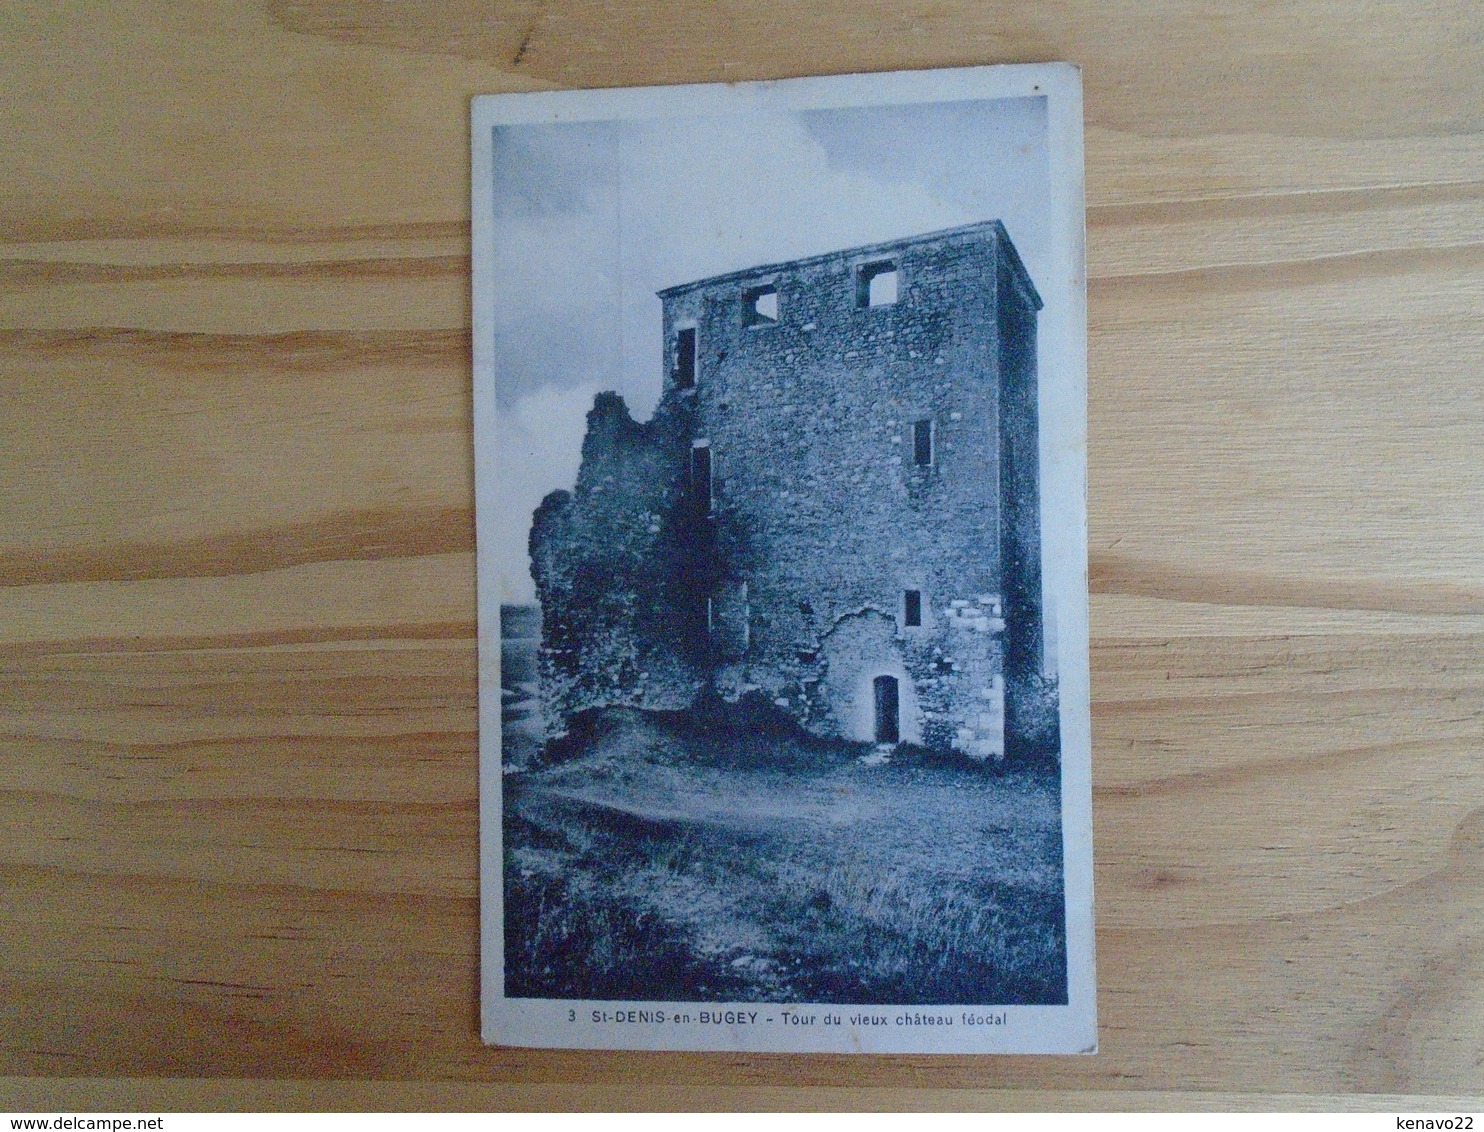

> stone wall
[528,391,706,736]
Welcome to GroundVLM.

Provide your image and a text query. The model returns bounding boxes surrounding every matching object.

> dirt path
[503,715,1068,1004]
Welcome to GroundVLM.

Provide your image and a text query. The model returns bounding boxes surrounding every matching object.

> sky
[487,96,1050,603]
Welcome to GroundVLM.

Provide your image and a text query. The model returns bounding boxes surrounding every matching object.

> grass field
[501,705,1068,1006]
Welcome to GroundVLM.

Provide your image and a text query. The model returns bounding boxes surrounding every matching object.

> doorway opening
[873,675,900,744]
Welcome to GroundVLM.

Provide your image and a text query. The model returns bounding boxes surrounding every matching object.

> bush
[1011,673,1061,764]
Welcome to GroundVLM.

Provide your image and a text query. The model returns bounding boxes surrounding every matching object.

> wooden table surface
[3,0,1483,1112]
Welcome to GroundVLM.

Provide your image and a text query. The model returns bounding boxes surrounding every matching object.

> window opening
[743,284,778,326]
[904,589,922,627]
[913,418,933,466]
[691,441,712,510]
[673,327,696,389]
[740,581,750,651]
[856,260,899,307]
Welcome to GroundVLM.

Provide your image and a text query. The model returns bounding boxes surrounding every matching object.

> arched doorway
[873,675,900,744]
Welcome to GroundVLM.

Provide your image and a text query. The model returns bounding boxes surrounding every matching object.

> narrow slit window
[904,589,922,627]
[743,284,778,326]
[673,327,696,389]
[856,260,898,307]
[691,441,712,510]
[739,581,750,651]
[913,418,933,466]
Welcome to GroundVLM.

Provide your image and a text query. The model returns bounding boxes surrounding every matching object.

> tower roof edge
[655,220,1042,309]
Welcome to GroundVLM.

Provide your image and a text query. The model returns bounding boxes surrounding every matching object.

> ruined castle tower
[531,220,1053,761]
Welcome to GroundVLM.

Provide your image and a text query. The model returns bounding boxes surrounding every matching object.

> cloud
[610,105,1048,417]
[484,99,1050,603]
[491,120,617,219]
[494,383,602,602]
[488,139,622,409]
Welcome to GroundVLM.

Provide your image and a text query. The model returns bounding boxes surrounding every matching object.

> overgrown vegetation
[1016,672,1063,761]
[503,707,1067,1005]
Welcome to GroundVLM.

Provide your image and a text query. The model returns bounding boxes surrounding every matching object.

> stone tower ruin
[529,220,1054,761]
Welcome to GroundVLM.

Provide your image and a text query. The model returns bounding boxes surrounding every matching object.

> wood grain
[2,0,1482,1109]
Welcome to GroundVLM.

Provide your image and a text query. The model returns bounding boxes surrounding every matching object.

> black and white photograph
[473,64,1093,1054]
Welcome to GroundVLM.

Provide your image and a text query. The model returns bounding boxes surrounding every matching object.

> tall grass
[503,712,1067,1005]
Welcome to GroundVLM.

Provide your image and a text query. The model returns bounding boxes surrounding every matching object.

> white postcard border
[472,62,1094,1055]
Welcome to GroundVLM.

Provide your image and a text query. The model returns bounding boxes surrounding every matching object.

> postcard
[473,63,1093,1053]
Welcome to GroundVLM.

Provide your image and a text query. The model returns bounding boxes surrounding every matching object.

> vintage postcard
[473,64,1093,1054]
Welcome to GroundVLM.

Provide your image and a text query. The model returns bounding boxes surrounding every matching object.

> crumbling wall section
[528,391,705,736]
